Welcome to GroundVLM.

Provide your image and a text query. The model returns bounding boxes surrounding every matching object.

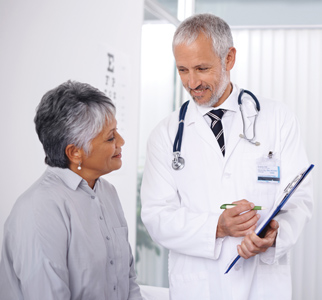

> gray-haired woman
[0,81,143,300]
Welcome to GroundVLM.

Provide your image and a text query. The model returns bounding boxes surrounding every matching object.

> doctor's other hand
[216,199,260,238]
[237,219,279,259]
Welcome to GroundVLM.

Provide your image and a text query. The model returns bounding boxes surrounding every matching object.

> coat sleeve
[141,122,223,260]
[259,104,313,264]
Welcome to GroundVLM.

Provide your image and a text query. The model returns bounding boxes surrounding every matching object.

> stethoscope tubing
[238,89,261,144]
[172,100,189,170]
[172,89,260,170]
[238,89,260,111]
[173,100,189,153]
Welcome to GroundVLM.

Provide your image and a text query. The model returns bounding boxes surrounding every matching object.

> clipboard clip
[284,174,302,193]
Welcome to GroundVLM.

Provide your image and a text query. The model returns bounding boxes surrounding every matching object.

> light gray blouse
[0,166,142,300]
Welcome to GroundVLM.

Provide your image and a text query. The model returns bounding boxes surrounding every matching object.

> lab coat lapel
[185,101,224,158]
[225,99,258,160]
[223,84,262,160]
[225,108,248,159]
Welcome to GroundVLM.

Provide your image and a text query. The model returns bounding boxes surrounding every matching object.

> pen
[220,204,267,210]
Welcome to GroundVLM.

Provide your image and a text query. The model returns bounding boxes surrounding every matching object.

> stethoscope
[172,89,261,170]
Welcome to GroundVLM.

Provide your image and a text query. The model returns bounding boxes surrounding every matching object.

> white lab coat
[141,84,313,300]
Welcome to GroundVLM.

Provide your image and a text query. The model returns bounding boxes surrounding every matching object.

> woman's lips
[113,152,122,159]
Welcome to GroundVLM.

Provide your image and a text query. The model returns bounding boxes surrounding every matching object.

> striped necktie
[207,109,226,156]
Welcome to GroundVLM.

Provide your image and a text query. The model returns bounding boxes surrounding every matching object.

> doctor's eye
[178,68,188,73]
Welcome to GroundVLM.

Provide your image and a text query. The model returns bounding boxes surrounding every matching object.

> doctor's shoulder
[257,95,298,121]
[147,109,181,147]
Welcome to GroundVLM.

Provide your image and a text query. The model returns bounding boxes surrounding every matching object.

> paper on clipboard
[224,164,314,274]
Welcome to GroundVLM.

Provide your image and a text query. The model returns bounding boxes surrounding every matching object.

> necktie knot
[206,109,226,156]
[207,109,225,121]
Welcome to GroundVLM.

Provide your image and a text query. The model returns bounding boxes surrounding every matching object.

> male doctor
[141,13,313,300]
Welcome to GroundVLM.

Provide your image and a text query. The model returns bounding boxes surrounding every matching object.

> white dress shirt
[197,83,239,145]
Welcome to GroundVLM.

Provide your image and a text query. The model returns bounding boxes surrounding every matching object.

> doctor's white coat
[141,85,313,300]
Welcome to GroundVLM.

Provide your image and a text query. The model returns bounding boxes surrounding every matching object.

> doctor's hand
[216,200,260,238]
[237,219,279,259]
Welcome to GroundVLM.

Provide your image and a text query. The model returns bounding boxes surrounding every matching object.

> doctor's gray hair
[173,13,234,64]
[34,80,115,168]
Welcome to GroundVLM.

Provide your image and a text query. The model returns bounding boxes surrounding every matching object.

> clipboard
[224,164,314,274]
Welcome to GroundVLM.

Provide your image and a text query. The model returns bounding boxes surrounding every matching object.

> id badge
[257,151,280,183]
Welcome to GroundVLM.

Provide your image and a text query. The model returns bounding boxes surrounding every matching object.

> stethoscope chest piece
[172,152,185,170]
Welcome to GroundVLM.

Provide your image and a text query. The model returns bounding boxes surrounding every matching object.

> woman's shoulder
[7,169,74,228]
[4,170,70,245]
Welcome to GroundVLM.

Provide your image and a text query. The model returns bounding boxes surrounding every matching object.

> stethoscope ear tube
[238,89,261,145]
[238,89,260,111]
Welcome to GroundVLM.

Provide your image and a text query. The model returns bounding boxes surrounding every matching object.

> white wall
[138,23,177,168]
[136,22,176,287]
[0,0,144,251]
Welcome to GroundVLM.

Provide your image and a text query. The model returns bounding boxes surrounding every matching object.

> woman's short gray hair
[173,13,234,63]
[34,80,115,168]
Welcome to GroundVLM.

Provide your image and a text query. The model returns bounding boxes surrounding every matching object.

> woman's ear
[65,144,83,166]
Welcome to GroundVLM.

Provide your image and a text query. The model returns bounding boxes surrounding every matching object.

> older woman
[0,81,143,300]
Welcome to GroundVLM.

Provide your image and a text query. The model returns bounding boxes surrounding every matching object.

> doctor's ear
[225,47,236,71]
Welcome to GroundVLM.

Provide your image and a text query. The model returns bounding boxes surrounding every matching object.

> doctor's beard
[189,66,230,108]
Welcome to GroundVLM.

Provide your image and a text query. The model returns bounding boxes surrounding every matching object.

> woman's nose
[116,131,125,147]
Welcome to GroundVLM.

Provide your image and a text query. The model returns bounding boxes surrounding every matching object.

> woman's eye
[107,136,115,142]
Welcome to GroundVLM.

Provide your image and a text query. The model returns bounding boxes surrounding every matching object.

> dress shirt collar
[195,83,239,116]
[47,166,101,191]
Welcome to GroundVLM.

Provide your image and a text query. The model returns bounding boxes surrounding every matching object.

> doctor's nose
[187,73,202,90]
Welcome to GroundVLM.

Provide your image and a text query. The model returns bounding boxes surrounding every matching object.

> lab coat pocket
[169,271,210,300]
[256,263,291,300]
[113,226,130,277]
